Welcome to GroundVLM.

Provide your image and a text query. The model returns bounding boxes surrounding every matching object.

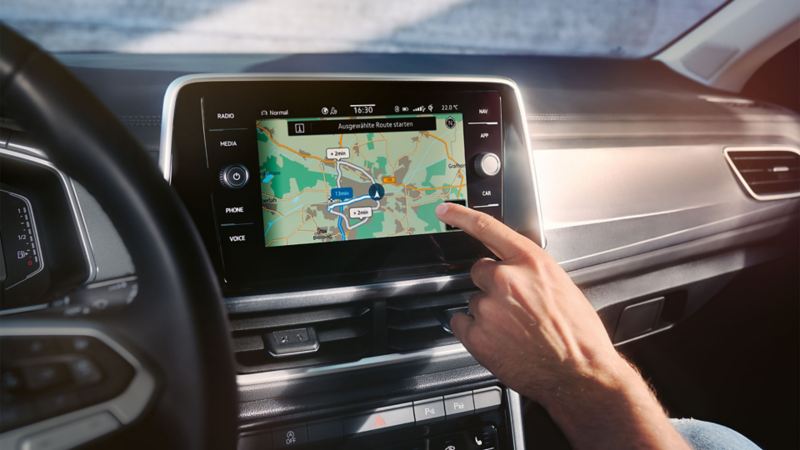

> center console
[161,75,543,449]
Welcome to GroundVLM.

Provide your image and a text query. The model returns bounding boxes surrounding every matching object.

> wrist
[532,351,638,409]
[533,353,686,450]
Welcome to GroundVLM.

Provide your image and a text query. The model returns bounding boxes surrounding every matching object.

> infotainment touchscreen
[164,77,537,291]
[256,113,468,247]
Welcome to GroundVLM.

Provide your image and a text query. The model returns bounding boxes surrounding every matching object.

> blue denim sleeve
[671,418,762,450]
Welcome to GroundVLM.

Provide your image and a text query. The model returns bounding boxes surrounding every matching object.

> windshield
[3,0,727,57]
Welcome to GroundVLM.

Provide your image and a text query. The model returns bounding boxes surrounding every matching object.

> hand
[436,202,689,450]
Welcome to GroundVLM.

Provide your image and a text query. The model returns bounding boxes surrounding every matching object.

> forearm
[433,204,690,449]
[537,357,690,450]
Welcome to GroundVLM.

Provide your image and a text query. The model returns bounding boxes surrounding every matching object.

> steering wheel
[0,25,237,449]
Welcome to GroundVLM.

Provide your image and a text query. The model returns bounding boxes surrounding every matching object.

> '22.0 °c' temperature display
[256,113,468,247]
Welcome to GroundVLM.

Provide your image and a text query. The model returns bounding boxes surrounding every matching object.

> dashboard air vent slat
[230,303,372,373]
[386,291,474,352]
[725,148,800,200]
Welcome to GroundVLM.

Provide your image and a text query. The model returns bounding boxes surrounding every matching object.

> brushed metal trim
[724,146,800,201]
[0,147,98,286]
[0,324,155,450]
[544,202,718,230]
[506,389,526,450]
[556,201,789,266]
[227,272,473,313]
[237,342,470,386]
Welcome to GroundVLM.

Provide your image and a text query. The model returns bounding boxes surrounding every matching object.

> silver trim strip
[0,303,50,317]
[0,190,45,289]
[506,389,526,450]
[0,147,98,285]
[228,273,472,313]
[0,324,156,450]
[544,202,718,230]
[724,146,800,201]
[158,73,545,311]
[237,342,470,386]
[5,141,47,159]
[613,324,675,347]
[556,201,789,266]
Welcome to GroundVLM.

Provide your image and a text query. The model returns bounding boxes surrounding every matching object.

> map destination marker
[326,147,350,160]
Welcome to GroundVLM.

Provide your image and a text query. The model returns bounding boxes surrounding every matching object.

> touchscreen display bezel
[164,77,522,294]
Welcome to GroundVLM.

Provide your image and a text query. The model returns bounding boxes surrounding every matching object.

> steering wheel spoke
[1,24,237,449]
[0,317,156,450]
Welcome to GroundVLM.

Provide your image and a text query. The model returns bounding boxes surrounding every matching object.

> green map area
[257,114,467,247]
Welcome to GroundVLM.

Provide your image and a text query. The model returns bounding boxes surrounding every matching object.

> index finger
[435,202,532,260]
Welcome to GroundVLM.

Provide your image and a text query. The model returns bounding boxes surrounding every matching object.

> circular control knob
[475,153,502,177]
[219,164,250,189]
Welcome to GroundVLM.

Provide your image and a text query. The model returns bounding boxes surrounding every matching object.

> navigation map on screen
[256,113,467,247]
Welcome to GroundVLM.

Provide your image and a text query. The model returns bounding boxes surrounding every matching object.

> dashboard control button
[473,425,499,449]
[474,153,502,177]
[238,431,273,450]
[307,419,343,443]
[220,224,258,247]
[344,404,415,435]
[472,387,502,412]
[443,392,475,417]
[219,164,250,189]
[204,108,250,131]
[6,337,57,359]
[68,357,103,386]
[215,194,252,224]
[466,94,501,122]
[412,397,446,423]
[209,130,250,153]
[265,327,319,358]
[273,424,308,448]
[431,434,467,450]
[220,204,247,218]
[21,362,69,391]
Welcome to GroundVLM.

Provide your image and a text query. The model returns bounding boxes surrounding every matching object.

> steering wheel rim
[0,25,237,449]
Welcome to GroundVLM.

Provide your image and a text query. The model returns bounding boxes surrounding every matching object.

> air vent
[725,147,800,200]
[230,303,372,373]
[387,292,473,352]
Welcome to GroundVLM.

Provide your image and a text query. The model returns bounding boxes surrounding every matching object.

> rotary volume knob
[474,153,502,177]
[219,164,250,189]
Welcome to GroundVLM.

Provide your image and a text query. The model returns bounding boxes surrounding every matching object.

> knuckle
[473,213,493,234]
[491,264,513,287]
[517,250,539,268]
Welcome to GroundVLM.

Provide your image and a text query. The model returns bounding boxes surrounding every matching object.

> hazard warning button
[344,403,415,435]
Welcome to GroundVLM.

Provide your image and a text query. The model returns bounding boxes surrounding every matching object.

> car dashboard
[1,52,798,450]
